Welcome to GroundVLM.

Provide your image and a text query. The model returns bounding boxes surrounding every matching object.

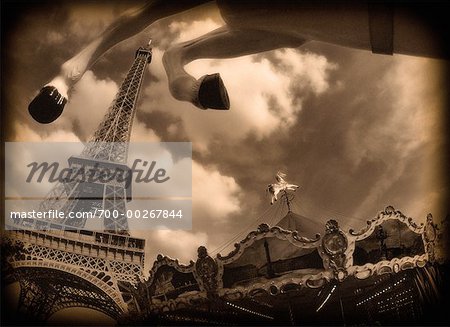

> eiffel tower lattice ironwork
[5,41,153,322]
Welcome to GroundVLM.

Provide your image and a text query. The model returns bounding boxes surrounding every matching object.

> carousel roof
[140,205,441,314]
[135,171,444,324]
[276,210,323,238]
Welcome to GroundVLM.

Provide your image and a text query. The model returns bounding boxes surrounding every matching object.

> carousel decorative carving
[424,213,438,262]
[291,230,321,244]
[348,254,428,280]
[349,205,424,238]
[216,219,326,299]
[346,206,429,280]
[194,246,219,297]
[217,224,320,262]
[257,223,270,233]
[148,254,195,282]
[375,225,388,260]
[145,254,201,313]
[320,219,349,281]
[130,276,150,314]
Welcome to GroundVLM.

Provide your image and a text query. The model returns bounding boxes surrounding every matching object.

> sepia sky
[3,0,449,268]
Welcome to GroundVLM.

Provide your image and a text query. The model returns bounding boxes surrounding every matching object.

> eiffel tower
[4,41,153,322]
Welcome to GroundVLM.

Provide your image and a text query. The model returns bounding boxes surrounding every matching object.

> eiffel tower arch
[7,229,146,322]
[4,42,154,323]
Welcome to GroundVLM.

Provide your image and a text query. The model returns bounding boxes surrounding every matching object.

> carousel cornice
[218,269,335,300]
[216,223,321,263]
[148,254,196,282]
[349,205,425,238]
[347,254,428,280]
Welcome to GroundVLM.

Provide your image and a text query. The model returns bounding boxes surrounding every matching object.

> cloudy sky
[3,1,449,267]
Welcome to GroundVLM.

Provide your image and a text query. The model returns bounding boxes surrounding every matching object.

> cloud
[12,121,80,142]
[130,120,160,142]
[192,161,241,220]
[271,49,338,95]
[132,230,208,268]
[345,57,440,166]
[63,70,119,140]
[345,55,447,224]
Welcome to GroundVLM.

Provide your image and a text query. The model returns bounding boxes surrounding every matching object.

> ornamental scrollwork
[257,223,270,233]
[349,205,424,238]
[195,246,219,298]
[130,276,150,314]
[424,213,438,262]
[321,220,348,281]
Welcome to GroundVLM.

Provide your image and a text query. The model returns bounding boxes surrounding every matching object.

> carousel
[127,173,448,325]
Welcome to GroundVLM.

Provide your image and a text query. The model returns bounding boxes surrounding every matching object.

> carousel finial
[266,172,299,207]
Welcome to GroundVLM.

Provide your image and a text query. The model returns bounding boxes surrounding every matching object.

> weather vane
[266,171,299,209]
